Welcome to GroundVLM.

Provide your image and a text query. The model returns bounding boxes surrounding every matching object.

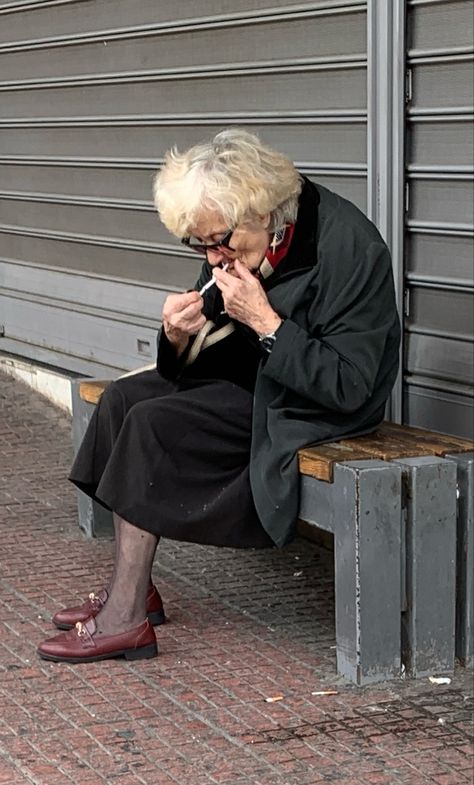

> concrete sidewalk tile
[0,370,473,785]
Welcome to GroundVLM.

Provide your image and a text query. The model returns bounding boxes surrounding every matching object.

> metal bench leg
[394,456,457,677]
[300,460,403,685]
[70,380,113,538]
[446,452,474,667]
[333,461,402,685]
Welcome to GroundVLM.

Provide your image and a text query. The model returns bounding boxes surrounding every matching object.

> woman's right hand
[162,291,206,356]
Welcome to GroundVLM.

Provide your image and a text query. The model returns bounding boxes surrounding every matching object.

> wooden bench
[71,378,474,685]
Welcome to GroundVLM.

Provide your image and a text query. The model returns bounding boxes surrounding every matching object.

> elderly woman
[38,129,400,663]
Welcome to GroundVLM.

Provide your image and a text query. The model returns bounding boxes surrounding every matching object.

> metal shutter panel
[404,0,474,438]
[0,0,369,375]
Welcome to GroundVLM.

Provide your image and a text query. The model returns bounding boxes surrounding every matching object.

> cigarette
[311,690,338,696]
[199,263,229,296]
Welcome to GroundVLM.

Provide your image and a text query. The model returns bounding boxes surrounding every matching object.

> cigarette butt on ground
[265,695,284,703]
[311,690,338,696]
[429,676,451,685]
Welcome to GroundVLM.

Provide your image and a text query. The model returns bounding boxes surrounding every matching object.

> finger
[169,315,205,336]
[164,292,201,317]
[180,297,204,316]
[175,290,202,305]
[169,306,202,330]
[179,314,206,335]
[233,259,257,281]
[179,311,205,331]
[212,267,232,283]
[175,291,202,310]
[190,315,207,333]
[213,275,234,293]
[187,289,203,301]
[182,294,203,312]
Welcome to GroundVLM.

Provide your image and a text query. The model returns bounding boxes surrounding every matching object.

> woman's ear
[260,213,272,230]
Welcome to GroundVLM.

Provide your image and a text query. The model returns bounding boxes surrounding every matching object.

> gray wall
[0,0,368,376]
[0,0,473,437]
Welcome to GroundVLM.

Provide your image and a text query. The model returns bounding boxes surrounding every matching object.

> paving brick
[0,370,473,785]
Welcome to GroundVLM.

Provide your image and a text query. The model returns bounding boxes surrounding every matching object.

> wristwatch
[258,321,284,353]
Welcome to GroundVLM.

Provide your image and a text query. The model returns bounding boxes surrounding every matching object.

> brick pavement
[0,369,472,785]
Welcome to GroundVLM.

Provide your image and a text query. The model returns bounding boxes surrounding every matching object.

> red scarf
[258,223,295,279]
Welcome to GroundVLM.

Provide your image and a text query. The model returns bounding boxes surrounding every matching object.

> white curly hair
[153,128,302,237]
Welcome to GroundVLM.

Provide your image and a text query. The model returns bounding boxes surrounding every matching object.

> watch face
[260,335,276,353]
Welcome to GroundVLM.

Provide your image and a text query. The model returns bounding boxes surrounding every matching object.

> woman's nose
[206,248,225,265]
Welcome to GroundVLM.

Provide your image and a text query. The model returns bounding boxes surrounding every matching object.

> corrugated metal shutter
[0,0,368,376]
[404,0,474,438]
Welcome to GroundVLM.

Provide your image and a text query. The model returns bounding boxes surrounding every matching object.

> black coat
[160,179,400,547]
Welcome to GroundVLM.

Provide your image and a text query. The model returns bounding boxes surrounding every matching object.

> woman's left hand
[213,259,282,335]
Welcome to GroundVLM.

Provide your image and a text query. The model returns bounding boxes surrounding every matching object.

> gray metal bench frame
[71,379,473,685]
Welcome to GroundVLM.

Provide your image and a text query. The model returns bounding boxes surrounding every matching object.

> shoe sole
[53,609,166,631]
[38,642,158,663]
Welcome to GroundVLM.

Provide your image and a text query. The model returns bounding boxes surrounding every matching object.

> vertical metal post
[446,452,474,667]
[367,0,406,422]
[70,380,113,538]
[394,456,457,677]
[300,460,403,685]
[333,461,402,685]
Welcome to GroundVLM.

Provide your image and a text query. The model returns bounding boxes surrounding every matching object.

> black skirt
[69,369,273,549]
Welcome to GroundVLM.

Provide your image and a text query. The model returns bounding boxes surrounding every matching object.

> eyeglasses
[181,228,235,256]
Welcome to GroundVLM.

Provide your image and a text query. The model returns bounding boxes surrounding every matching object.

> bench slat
[298,443,372,482]
[298,424,473,483]
[337,433,436,462]
[379,422,474,456]
[299,434,436,482]
[79,380,111,405]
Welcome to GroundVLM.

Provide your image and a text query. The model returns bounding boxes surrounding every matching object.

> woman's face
[188,210,271,275]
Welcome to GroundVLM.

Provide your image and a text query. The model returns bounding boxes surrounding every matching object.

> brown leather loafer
[38,616,158,663]
[52,584,165,630]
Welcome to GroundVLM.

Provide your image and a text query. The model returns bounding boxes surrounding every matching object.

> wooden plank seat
[72,377,473,684]
[298,422,473,482]
[77,379,111,406]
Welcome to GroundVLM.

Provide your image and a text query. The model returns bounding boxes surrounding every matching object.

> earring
[271,227,285,252]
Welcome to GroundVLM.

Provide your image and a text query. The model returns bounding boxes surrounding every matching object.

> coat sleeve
[261,240,400,413]
[155,326,182,379]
